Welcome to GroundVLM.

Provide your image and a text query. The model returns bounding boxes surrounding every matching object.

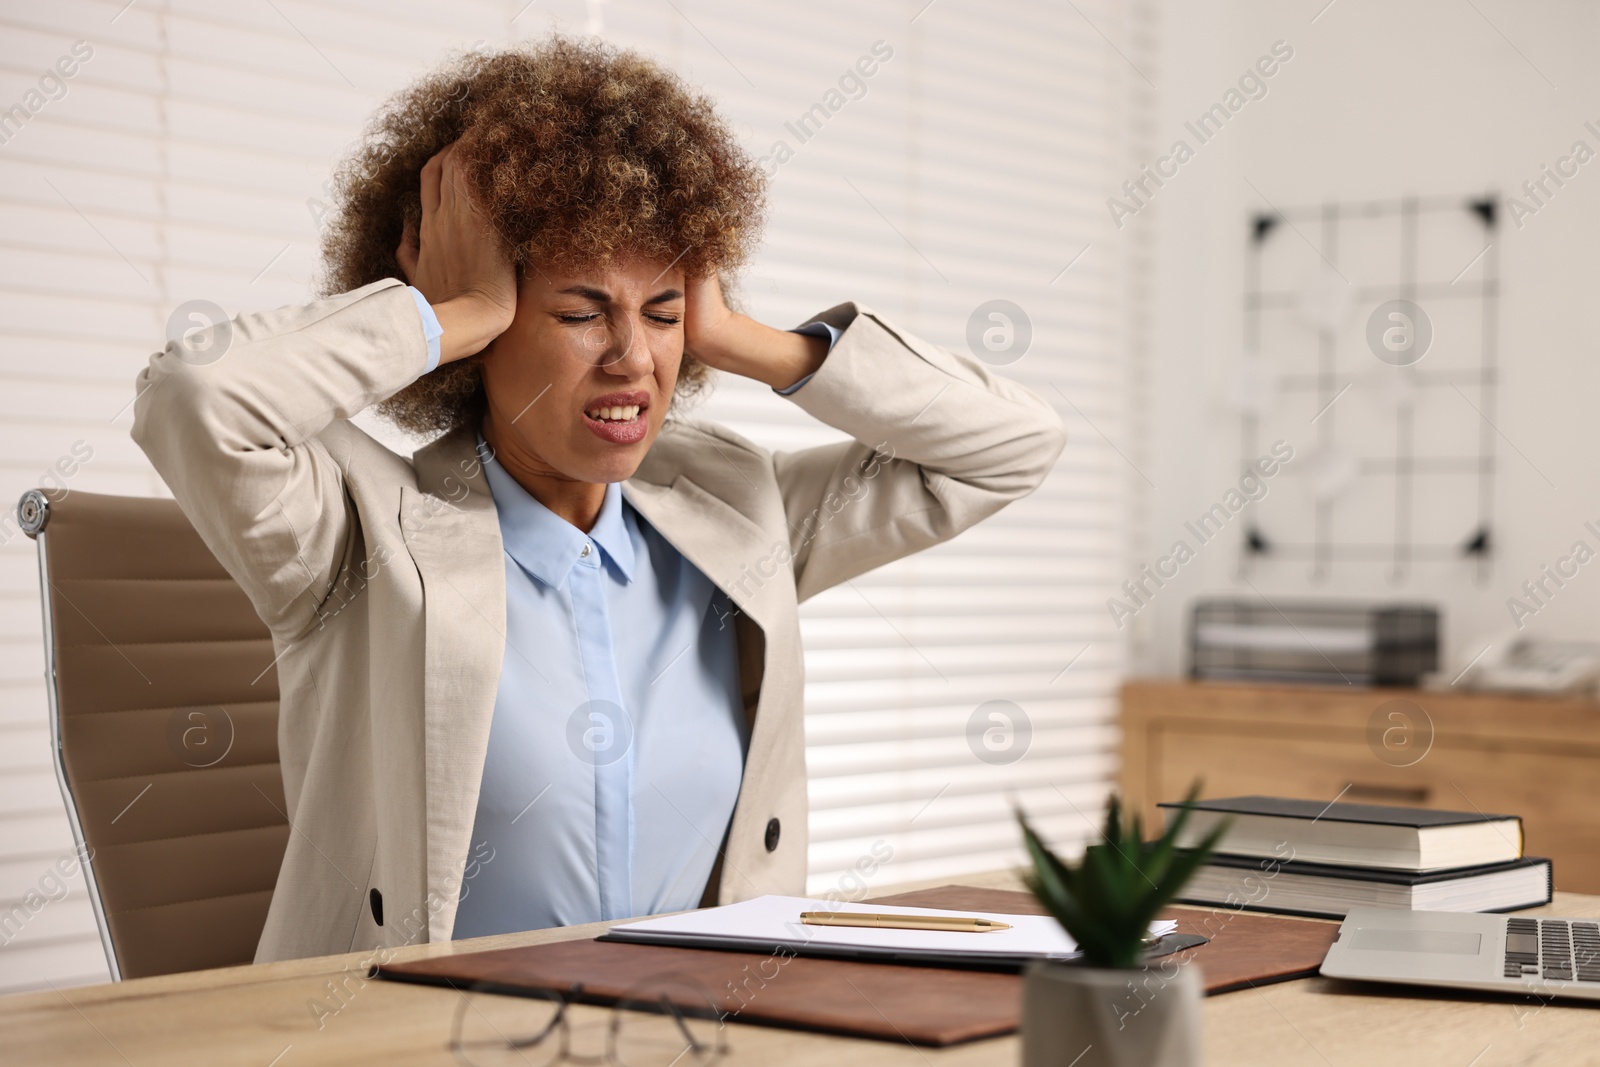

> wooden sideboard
[1120,679,1600,893]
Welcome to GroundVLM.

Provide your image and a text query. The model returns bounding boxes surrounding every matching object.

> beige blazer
[131,277,1066,963]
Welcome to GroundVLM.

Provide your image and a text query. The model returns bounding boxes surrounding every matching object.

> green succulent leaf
[1015,782,1230,970]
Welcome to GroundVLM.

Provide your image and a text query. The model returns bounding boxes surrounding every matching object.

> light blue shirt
[408,287,444,370]
[451,452,749,935]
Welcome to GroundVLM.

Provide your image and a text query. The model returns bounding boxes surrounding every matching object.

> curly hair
[318,36,767,438]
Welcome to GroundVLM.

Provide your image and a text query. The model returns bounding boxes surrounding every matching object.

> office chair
[19,489,289,980]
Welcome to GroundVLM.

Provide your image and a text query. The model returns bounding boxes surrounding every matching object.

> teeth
[588,404,641,421]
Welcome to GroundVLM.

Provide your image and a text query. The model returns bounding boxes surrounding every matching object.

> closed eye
[556,312,680,326]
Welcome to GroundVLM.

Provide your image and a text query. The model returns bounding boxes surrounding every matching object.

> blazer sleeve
[772,302,1067,603]
[130,278,431,639]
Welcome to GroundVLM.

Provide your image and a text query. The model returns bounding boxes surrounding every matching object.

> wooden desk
[5,870,1599,1066]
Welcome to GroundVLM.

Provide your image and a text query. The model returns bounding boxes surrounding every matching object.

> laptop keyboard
[1503,918,1600,982]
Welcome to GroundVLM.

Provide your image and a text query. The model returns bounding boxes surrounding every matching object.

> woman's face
[480,256,686,485]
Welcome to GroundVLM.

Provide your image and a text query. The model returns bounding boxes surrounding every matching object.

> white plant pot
[1020,957,1203,1067]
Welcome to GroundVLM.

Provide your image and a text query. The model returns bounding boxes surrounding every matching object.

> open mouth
[582,392,650,444]
[585,403,642,423]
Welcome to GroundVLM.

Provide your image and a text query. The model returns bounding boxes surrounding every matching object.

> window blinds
[0,0,1145,990]
[621,1,1146,896]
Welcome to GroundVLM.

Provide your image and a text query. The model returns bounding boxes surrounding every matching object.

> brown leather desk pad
[376,885,1339,1047]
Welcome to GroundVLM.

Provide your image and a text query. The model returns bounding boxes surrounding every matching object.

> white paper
[609,895,1178,963]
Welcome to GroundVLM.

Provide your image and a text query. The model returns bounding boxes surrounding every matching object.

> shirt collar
[477,435,636,587]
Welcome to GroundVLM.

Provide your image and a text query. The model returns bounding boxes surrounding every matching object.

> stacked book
[1162,795,1553,919]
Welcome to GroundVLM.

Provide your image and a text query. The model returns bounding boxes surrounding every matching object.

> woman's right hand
[396,142,519,364]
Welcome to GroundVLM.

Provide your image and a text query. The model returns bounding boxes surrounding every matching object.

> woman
[134,37,1065,964]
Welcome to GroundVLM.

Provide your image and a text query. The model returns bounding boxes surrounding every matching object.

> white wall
[1127,0,1600,679]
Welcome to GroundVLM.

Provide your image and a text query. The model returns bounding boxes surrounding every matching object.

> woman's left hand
[682,271,738,368]
[683,272,827,391]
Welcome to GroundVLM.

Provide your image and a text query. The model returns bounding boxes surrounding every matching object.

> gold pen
[799,911,1012,933]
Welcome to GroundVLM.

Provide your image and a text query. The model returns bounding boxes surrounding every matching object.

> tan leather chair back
[20,489,289,979]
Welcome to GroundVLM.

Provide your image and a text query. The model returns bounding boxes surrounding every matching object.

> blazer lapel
[404,427,506,942]
[622,474,783,633]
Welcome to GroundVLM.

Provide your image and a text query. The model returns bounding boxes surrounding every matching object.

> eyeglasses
[448,974,729,1067]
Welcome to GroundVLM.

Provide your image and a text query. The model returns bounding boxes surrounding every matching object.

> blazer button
[764,818,781,852]
[369,887,384,927]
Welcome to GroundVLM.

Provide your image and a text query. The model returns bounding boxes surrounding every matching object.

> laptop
[1321,907,1600,1001]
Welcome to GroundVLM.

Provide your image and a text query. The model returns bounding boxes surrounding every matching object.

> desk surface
[5,870,1598,1066]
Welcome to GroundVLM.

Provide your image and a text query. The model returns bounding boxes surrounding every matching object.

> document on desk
[601,895,1179,968]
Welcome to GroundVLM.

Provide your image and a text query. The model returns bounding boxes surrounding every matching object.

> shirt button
[580,543,592,558]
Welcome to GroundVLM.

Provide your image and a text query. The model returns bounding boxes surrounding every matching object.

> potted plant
[1015,786,1228,1067]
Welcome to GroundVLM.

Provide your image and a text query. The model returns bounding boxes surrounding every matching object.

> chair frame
[20,488,123,981]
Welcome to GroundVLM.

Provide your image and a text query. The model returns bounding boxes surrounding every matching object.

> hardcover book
[1159,795,1523,872]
